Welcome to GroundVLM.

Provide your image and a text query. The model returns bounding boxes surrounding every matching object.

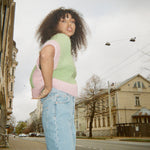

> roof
[75,74,150,105]
[98,74,149,95]
[132,108,150,117]
[115,74,150,89]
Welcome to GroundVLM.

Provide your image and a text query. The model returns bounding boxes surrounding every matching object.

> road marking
[77,144,104,150]
[76,144,84,147]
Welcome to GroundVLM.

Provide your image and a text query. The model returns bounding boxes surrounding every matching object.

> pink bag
[30,58,44,99]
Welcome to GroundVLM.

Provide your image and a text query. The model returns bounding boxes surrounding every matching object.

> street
[3,136,150,150]
[76,139,150,150]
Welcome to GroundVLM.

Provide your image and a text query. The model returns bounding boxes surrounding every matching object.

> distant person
[30,7,88,150]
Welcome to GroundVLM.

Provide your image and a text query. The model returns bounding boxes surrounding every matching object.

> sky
[13,0,150,122]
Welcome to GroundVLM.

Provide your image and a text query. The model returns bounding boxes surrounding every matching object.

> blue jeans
[41,88,76,150]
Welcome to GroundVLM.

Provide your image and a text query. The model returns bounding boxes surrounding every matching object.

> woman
[34,7,88,150]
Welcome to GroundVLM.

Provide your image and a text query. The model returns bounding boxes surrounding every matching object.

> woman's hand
[37,88,51,99]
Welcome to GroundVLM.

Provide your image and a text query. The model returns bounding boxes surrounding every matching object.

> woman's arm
[37,45,55,99]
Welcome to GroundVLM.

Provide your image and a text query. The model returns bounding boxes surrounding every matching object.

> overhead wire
[100,42,150,80]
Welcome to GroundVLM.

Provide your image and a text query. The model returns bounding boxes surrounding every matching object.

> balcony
[7,108,12,115]
[9,75,15,82]
[8,91,13,99]
[12,60,18,67]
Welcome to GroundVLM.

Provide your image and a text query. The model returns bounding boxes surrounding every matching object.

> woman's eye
[61,20,66,23]
[71,21,75,23]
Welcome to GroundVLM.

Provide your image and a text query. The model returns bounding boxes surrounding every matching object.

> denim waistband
[41,88,74,103]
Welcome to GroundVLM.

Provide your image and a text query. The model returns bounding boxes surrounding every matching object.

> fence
[116,123,150,137]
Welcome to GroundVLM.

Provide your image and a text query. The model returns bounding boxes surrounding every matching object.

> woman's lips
[67,27,72,32]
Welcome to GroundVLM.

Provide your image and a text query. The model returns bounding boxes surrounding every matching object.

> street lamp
[130,37,136,42]
[105,37,136,46]
[105,42,111,46]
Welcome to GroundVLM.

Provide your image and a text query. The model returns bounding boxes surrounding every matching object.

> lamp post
[108,81,113,138]
[105,37,136,46]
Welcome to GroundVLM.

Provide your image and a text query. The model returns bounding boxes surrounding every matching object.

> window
[139,117,142,123]
[133,81,145,89]
[75,108,78,118]
[113,115,116,126]
[133,82,137,88]
[148,117,150,123]
[103,117,105,127]
[112,96,115,106]
[94,118,97,128]
[106,98,108,107]
[12,52,16,60]
[98,117,101,127]
[136,118,138,123]
[9,99,12,108]
[142,82,145,88]
[135,96,140,106]
[11,82,13,91]
[76,121,78,129]
[107,116,110,127]
[144,117,147,123]
[87,118,89,128]
[137,81,141,88]
[12,68,15,76]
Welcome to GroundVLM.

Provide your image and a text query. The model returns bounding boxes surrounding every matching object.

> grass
[77,136,150,142]
[76,136,108,140]
[120,139,150,142]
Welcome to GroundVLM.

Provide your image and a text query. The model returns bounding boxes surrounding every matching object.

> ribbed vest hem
[52,78,78,97]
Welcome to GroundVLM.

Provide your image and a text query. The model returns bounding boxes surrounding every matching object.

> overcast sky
[13,0,150,122]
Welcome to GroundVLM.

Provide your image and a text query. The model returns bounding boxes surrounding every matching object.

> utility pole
[108,81,113,138]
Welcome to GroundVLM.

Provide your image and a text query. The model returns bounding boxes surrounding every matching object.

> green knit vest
[51,33,77,84]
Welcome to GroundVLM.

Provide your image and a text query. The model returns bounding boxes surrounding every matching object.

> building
[27,101,43,133]
[0,0,17,147]
[75,74,150,137]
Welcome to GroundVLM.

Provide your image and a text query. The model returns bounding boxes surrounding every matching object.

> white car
[19,133,27,137]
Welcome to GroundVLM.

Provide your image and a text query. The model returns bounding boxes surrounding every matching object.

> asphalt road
[76,139,150,150]
[19,137,150,150]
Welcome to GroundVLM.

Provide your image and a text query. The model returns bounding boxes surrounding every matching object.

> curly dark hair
[36,7,88,58]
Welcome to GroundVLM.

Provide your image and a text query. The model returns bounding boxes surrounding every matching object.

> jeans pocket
[56,93,70,104]
[41,95,48,104]
[41,88,55,104]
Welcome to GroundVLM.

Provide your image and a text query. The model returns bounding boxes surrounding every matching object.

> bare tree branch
[78,74,105,137]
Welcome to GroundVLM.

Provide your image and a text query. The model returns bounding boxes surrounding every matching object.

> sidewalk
[0,137,47,150]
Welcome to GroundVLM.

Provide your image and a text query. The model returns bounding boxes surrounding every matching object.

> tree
[8,115,16,134]
[79,74,105,137]
[15,121,27,135]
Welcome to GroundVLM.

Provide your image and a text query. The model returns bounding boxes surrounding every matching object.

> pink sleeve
[41,40,60,69]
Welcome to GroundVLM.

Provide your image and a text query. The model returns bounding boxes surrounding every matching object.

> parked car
[29,132,37,137]
[19,133,27,137]
[36,133,45,137]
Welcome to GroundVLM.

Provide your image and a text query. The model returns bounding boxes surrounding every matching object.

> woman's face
[57,13,76,37]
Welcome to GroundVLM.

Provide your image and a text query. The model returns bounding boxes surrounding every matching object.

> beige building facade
[0,0,17,147]
[27,101,43,133]
[75,74,150,136]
